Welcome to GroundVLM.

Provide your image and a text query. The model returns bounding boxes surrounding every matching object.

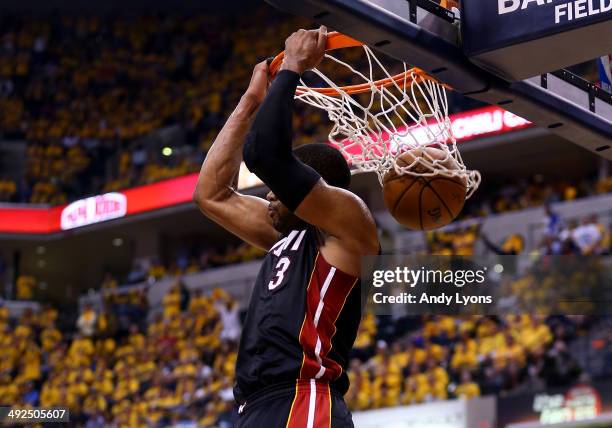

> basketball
[382,147,467,230]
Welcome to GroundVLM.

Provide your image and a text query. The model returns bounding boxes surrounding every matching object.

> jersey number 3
[268,257,291,290]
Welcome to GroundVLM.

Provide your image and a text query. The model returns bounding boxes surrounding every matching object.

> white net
[294,44,481,198]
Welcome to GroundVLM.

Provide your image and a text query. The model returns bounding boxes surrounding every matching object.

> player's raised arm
[193,61,280,250]
[242,27,379,257]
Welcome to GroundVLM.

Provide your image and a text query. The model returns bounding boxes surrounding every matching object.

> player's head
[293,143,351,190]
[266,143,351,233]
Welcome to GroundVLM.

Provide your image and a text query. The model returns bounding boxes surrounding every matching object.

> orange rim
[268,31,437,97]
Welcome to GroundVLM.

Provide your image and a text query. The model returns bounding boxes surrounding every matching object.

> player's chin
[271,214,292,234]
[272,216,285,232]
[269,211,282,231]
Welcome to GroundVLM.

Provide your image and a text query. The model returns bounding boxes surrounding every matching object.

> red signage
[61,192,127,230]
[451,106,531,141]
[0,106,531,235]
[0,175,197,235]
[498,381,612,428]
[330,105,532,160]
[534,385,602,424]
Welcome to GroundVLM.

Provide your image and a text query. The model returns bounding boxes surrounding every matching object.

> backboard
[265,0,612,160]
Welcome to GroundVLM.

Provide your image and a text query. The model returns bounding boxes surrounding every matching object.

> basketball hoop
[269,32,481,198]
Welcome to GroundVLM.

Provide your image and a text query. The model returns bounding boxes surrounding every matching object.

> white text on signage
[498,0,611,24]
[60,193,127,230]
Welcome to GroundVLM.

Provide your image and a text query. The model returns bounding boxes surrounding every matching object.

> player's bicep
[197,192,279,251]
[294,180,378,253]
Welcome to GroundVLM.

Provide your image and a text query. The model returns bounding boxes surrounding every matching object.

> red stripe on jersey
[299,253,326,379]
[316,254,358,380]
[298,252,358,381]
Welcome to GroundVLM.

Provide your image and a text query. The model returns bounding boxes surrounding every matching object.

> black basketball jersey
[234,224,363,403]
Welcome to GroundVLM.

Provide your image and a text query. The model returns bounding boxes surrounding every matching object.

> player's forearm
[243,70,320,211]
[194,95,260,204]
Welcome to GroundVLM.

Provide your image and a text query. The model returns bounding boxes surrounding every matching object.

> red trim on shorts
[285,380,331,428]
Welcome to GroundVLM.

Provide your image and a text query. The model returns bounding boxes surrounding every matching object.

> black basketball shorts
[236,380,354,428]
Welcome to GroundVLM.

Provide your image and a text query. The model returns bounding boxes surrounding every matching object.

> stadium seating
[0,11,321,204]
[2,203,608,425]
[2,11,606,206]
[1,280,596,425]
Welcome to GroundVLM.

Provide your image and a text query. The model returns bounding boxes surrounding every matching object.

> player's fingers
[249,61,269,84]
[252,61,269,78]
[316,25,327,51]
[286,30,300,45]
[255,59,269,71]
[264,57,274,84]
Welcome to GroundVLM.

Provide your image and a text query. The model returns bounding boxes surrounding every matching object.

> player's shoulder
[347,193,380,253]
[342,188,378,229]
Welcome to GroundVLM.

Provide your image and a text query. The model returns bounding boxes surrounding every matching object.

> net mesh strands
[292,43,481,198]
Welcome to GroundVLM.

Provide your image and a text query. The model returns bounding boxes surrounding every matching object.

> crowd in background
[345,313,588,410]
[10,180,609,302]
[120,242,266,288]
[3,186,610,426]
[459,173,612,220]
[1,284,241,427]
[10,168,611,303]
[0,4,606,206]
[1,277,603,426]
[0,8,326,205]
[426,210,609,257]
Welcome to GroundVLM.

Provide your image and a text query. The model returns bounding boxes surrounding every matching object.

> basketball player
[193,26,379,427]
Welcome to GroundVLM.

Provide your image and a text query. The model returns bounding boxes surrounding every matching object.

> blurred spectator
[21,382,39,406]
[179,280,190,312]
[571,215,603,255]
[126,260,147,284]
[0,179,16,201]
[77,303,97,337]
[427,223,479,255]
[16,274,35,300]
[148,258,167,281]
[215,293,241,342]
[481,232,524,255]
[543,203,562,237]
[454,370,480,399]
[100,273,117,291]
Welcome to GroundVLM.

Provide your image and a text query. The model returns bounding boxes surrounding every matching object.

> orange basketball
[382,147,467,230]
